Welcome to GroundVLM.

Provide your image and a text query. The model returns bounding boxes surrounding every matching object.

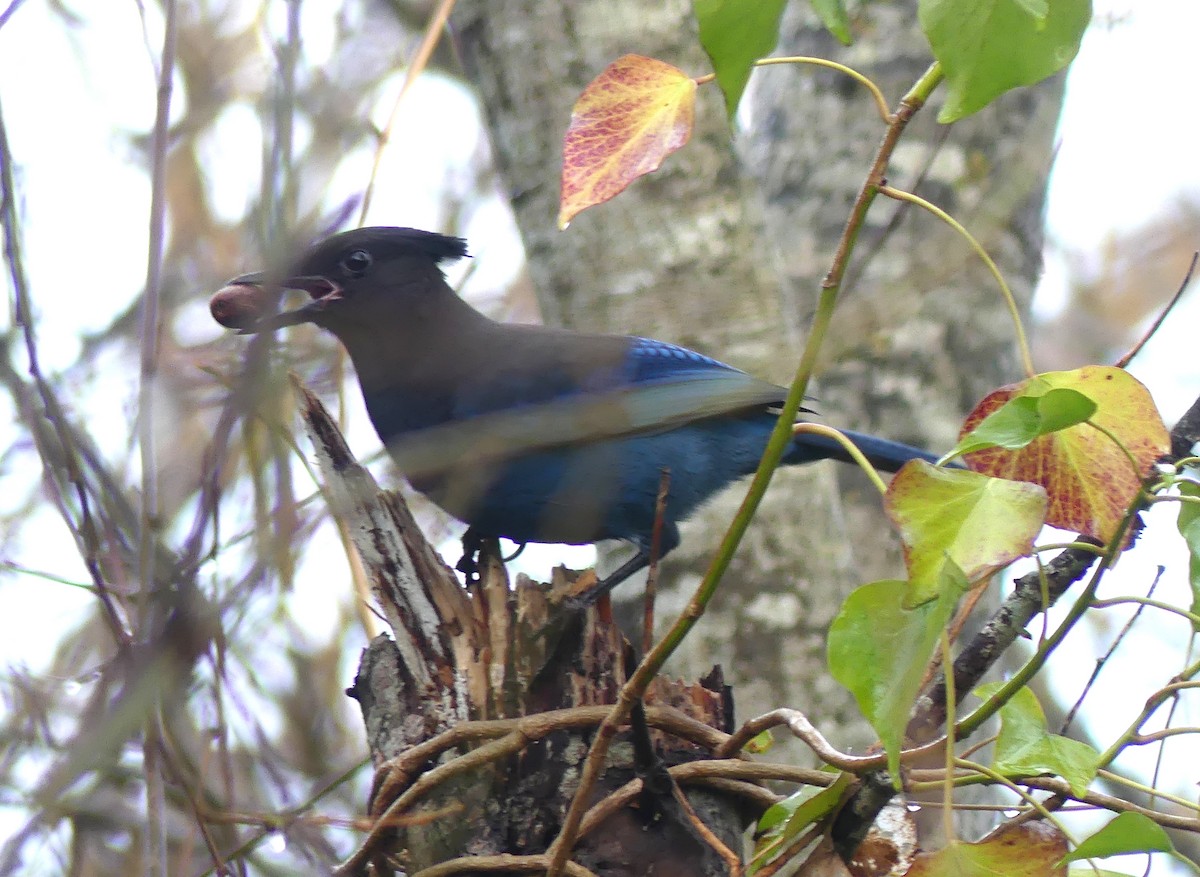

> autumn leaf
[907,821,1068,876]
[960,366,1169,544]
[559,55,696,228]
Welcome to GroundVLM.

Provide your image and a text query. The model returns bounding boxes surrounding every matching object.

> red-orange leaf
[558,55,696,229]
[961,367,1169,544]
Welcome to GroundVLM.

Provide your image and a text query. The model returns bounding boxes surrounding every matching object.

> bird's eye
[339,249,373,278]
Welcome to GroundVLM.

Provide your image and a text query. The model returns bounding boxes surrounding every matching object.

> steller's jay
[219,227,943,600]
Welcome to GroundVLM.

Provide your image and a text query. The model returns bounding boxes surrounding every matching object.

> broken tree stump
[295,386,752,876]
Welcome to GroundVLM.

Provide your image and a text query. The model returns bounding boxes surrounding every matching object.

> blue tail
[786,427,943,474]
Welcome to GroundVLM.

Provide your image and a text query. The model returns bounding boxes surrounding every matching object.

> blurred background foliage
[0,2,511,871]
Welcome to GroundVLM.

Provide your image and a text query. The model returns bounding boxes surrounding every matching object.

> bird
[217,226,945,601]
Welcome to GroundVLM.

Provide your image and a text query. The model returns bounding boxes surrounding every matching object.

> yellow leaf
[558,55,696,228]
[886,462,1047,605]
[907,822,1068,876]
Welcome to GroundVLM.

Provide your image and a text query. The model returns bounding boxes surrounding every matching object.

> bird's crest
[296,227,469,275]
[372,227,469,264]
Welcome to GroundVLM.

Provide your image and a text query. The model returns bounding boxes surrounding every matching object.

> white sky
[1,0,1199,872]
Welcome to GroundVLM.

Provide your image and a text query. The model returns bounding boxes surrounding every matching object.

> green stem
[791,423,889,495]
[955,758,1076,844]
[1093,665,1200,770]
[752,56,892,121]
[878,184,1035,378]
[543,61,946,877]
[1089,596,1200,629]
[695,55,893,121]
[957,495,1143,738]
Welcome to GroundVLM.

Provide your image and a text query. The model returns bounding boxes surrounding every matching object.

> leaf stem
[878,184,1036,378]
[757,56,892,122]
[791,423,889,495]
[954,758,1078,843]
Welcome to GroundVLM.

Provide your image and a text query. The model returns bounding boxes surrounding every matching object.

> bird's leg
[457,530,526,585]
[566,524,681,609]
[566,549,651,608]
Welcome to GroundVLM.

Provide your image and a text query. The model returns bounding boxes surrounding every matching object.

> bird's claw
[456,527,485,585]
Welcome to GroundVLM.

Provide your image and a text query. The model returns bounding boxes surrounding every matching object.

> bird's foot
[455,527,485,585]
[456,529,524,586]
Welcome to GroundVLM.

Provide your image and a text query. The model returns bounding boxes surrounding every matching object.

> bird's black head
[226,227,469,333]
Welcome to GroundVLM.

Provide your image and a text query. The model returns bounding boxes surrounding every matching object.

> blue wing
[383,333,790,479]
[626,336,752,384]
[446,332,783,419]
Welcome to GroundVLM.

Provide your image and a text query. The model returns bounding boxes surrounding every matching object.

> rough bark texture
[450,0,1062,778]
[298,388,747,875]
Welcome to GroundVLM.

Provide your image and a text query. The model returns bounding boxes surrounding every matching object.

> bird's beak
[222,272,344,334]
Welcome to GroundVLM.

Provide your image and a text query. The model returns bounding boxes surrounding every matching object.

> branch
[832,389,1200,858]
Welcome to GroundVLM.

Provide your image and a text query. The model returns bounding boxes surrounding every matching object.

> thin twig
[139,0,178,871]
[670,781,743,876]
[409,854,597,877]
[0,96,131,651]
[0,0,27,30]
[159,727,229,875]
[1062,567,1163,733]
[575,759,830,839]
[716,707,947,771]
[642,468,670,654]
[1017,776,1200,833]
[338,705,729,875]
[358,0,457,223]
[1115,251,1198,368]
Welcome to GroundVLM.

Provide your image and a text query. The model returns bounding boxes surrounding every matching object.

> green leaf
[885,463,1047,605]
[1178,481,1200,629]
[955,395,1043,454]
[952,386,1096,456]
[975,683,1098,796]
[1013,0,1049,21]
[745,728,775,754]
[1035,386,1098,432]
[920,0,1092,121]
[753,774,851,872]
[1067,869,1140,877]
[810,0,852,44]
[1062,812,1175,863]
[693,0,787,118]
[828,580,956,778]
